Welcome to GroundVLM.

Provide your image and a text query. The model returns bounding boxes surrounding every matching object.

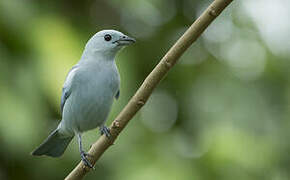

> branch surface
[65,0,233,179]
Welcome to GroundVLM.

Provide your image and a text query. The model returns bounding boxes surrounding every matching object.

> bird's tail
[31,129,74,157]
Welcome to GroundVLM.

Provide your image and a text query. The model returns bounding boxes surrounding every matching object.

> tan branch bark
[65,0,233,179]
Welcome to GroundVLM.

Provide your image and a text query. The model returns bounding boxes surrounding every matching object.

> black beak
[114,36,136,46]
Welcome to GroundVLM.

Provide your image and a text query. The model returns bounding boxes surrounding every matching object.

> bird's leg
[99,125,111,138]
[77,133,93,168]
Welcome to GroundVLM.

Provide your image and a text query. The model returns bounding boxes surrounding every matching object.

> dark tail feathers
[31,129,73,157]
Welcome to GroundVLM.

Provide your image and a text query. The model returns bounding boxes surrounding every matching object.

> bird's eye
[104,34,112,41]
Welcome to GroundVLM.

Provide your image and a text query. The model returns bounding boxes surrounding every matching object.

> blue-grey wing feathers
[60,88,70,114]
[115,90,120,100]
[60,65,78,115]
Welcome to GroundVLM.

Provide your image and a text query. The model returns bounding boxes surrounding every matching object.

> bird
[31,30,136,168]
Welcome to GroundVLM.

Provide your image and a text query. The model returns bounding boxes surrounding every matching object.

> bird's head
[84,30,136,59]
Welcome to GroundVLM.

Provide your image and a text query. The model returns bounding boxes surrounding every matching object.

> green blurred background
[1,0,290,179]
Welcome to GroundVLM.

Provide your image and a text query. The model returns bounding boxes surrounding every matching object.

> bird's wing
[60,65,79,115]
[115,89,120,100]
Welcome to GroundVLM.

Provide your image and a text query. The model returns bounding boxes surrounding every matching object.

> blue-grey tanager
[32,30,135,167]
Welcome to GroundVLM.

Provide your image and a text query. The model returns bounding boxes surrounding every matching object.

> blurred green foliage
[1,0,290,179]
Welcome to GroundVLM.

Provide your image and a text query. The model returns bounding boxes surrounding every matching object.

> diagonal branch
[65,0,233,179]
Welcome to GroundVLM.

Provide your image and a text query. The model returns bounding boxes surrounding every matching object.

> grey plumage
[31,129,73,157]
[60,65,78,114]
[32,30,135,166]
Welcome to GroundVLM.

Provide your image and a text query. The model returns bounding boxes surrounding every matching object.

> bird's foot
[100,126,111,138]
[80,151,94,168]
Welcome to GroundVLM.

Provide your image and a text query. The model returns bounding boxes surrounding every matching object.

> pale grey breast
[65,62,120,132]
